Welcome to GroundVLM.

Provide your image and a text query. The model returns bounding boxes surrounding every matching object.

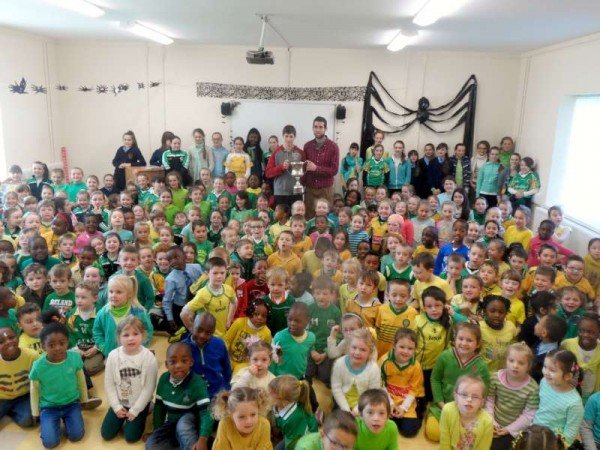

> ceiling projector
[247,15,274,65]
[246,49,274,65]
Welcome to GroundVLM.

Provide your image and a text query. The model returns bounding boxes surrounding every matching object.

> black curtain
[360,72,477,157]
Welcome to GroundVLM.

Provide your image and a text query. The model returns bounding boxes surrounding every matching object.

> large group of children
[0,122,599,450]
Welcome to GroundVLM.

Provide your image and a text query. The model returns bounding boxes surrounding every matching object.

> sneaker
[82,397,102,410]
[168,326,187,343]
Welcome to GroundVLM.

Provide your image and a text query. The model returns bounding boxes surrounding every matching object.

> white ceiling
[1,0,600,52]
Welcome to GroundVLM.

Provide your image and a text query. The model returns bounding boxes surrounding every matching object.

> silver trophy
[290,161,305,194]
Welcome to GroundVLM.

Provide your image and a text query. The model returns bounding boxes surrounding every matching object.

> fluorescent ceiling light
[48,0,104,17]
[413,0,467,27]
[387,31,418,52]
[121,22,174,45]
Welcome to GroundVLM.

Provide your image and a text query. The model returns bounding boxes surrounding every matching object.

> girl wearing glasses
[439,374,493,450]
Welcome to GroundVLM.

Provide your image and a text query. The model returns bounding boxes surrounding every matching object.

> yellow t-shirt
[554,272,596,300]
[312,269,343,287]
[0,348,40,400]
[506,297,526,326]
[302,250,322,275]
[339,284,358,314]
[413,245,440,259]
[186,284,236,337]
[223,317,272,373]
[212,415,272,450]
[267,252,302,276]
[345,297,381,328]
[450,294,479,315]
[19,334,43,354]
[414,276,453,310]
[504,226,533,252]
[479,320,518,372]
[292,236,313,259]
[584,254,600,299]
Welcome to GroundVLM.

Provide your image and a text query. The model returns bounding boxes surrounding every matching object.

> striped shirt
[486,369,539,435]
[532,378,584,445]
[348,230,369,256]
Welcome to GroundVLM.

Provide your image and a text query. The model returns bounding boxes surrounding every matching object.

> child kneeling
[101,316,158,442]
[30,322,88,449]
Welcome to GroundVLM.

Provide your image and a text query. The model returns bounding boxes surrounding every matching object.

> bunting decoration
[7,79,163,95]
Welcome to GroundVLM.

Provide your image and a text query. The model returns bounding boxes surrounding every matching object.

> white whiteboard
[230,101,336,148]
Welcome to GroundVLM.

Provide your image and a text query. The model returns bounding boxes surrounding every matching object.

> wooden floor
[1,335,437,449]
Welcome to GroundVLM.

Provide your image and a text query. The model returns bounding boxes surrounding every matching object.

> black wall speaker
[336,104,346,120]
[221,102,233,116]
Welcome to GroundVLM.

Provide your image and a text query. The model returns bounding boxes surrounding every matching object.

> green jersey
[43,290,76,315]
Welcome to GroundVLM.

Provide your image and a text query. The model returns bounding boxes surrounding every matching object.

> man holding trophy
[265,124,307,208]
[303,116,340,219]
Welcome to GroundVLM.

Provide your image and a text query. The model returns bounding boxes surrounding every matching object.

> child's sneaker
[168,326,187,343]
[82,396,102,410]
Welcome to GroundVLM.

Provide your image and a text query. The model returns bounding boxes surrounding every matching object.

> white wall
[0,29,60,175]
[0,28,522,181]
[515,33,600,254]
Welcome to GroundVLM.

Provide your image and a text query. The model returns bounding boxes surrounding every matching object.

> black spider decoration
[118,83,129,92]
[149,81,161,88]
[96,85,108,94]
[56,85,68,91]
[79,86,93,92]
[417,97,430,123]
[361,71,478,155]
[137,82,145,89]
[31,85,47,94]
[9,78,27,94]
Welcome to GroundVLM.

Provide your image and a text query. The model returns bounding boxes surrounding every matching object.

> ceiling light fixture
[387,30,418,52]
[413,0,467,27]
[48,0,104,18]
[121,22,174,45]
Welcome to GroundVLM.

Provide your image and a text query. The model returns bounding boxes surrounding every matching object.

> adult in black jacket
[112,130,146,191]
[244,128,264,182]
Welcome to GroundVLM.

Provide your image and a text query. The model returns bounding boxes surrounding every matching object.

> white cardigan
[330,355,382,412]
[104,346,158,418]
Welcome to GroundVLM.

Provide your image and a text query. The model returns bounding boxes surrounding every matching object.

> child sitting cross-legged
[379,327,424,438]
[439,375,493,450]
[484,342,540,450]
[144,342,213,450]
[231,340,276,392]
[331,328,382,415]
[66,281,104,375]
[224,298,272,374]
[182,312,232,401]
[0,326,39,428]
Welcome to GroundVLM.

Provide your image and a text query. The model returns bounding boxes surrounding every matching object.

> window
[552,95,600,230]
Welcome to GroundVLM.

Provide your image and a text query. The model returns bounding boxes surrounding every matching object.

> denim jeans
[145,413,199,450]
[0,394,33,427]
[40,401,84,449]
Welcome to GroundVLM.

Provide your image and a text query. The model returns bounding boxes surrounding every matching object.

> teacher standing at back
[303,116,340,219]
